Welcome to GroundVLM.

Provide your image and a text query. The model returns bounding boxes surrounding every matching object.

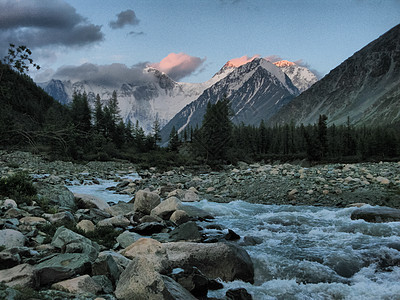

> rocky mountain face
[160,58,302,142]
[269,24,400,128]
[39,68,212,133]
[39,58,317,135]
[273,60,318,93]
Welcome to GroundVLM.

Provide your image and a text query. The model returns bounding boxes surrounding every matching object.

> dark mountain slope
[268,24,400,127]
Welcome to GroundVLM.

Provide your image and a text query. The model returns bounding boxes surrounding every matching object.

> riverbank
[1,150,400,209]
[1,150,400,299]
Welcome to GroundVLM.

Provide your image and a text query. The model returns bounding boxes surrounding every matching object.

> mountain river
[67,177,400,300]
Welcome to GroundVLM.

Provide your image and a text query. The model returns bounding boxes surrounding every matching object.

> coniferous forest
[1,60,399,169]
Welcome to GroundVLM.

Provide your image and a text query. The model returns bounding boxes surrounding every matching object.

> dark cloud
[109,9,140,29]
[149,53,206,81]
[51,63,153,87]
[0,0,104,56]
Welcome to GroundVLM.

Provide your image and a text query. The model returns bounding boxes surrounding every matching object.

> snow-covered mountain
[39,56,318,135]
[39,68,216,133]
[273,60,318,93]
[160,58,300,142]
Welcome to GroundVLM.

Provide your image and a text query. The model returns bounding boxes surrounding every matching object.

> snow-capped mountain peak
[273,60,318,93]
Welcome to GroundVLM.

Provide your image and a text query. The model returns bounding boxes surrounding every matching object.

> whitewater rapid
[67,178,400,299]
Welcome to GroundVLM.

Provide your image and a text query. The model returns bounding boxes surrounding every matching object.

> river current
[68,177,400,300]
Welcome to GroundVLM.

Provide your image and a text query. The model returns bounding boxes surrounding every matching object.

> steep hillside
[269,24,400,127]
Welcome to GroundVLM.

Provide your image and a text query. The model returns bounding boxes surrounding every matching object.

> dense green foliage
[0,172,37,205]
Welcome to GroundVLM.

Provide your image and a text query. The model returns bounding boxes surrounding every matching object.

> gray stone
[133,222,167,235]
[43,211,75,225]
[76,220,95,233]
[35,182,76,209]
[51,226,99,261]
[180,205,214,220]
[97,215,130,227]
[164,242,254,283]
[74,193,111,212]
[92,275,114,294]
[351,207,400,223]
[169,221,202,242]
[115,256,195,300]
[51,274,102,295]
[108,202,135,216]
[0,250,20,270]
[0,229,26,249]
[116,230,141,248]
[150,197,183,219]
[98,250,131,271]
[134,190,160,214]
[34,253,91,286]
[170,209,190,225]
[0,263,35,288]
[92,253,121,284]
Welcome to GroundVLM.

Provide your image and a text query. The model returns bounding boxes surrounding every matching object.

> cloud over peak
[149,52,206,81]
[109,9,140,29]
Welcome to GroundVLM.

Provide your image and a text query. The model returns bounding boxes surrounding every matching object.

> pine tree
[168,126,180,151]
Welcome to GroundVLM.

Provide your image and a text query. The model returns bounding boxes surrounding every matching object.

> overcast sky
[0,0,399,84]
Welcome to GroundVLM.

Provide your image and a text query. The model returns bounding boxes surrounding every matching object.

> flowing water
[67,179,400,299]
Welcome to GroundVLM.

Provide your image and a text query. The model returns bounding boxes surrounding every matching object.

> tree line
[1,45,399,169]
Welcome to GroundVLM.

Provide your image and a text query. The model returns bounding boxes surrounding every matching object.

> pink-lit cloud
[226,55,260,67]
[149,52,206,81]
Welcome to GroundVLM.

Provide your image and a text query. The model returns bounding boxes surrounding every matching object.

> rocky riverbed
[0,150,400,299]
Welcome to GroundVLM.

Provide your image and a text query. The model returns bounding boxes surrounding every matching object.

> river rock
[19,216,48,226]
[133,222,167,235]
[182,190,199,202]
[115,256,195,300]
[98,250,131,271]
[34,253,92,286]
[51,226,99,261]
[164,242,254,283]
[120,238,169,273]
[74,193,111,212]
[76,220,95,233]
[97,215,130,227]
[92,253,121,284]
[0,229,26,248]
[150,197,183,219]
[0,263,35,288]
[1,199,17,209]
[170,209,190,225]
[226,288,253,300]
[35,182,76,209]
[116,230,141,248]
[43,211,75,225]
[108,202,135,216]
[169,221,202,242]
[0,250,21,269]
[170,266,209,297]
[51,275,102,295]
[134,190,161,214]
[351,207,400,223]
[180,205,214,220]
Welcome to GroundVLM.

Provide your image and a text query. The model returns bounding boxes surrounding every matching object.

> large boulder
[51,274,102,295]
[35,182,76,209]
[351,207,400,223]
[164,242,254,283]
[120,238,169,273]
[169,221,202,242]
[115,256,195,300]
[0,263,35,288]
[134,190,160,215]
[51,226,99,261]
[151,197,183,219]
[170,210,190,225]
[108,202,135,216]
[74,193,111,212]
[116,230,141,248]
[0,229,26,249]
[34,253,92,286]
[92,253,121,285]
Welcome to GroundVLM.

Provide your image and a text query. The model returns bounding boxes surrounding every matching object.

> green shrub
[0,172,37,205]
